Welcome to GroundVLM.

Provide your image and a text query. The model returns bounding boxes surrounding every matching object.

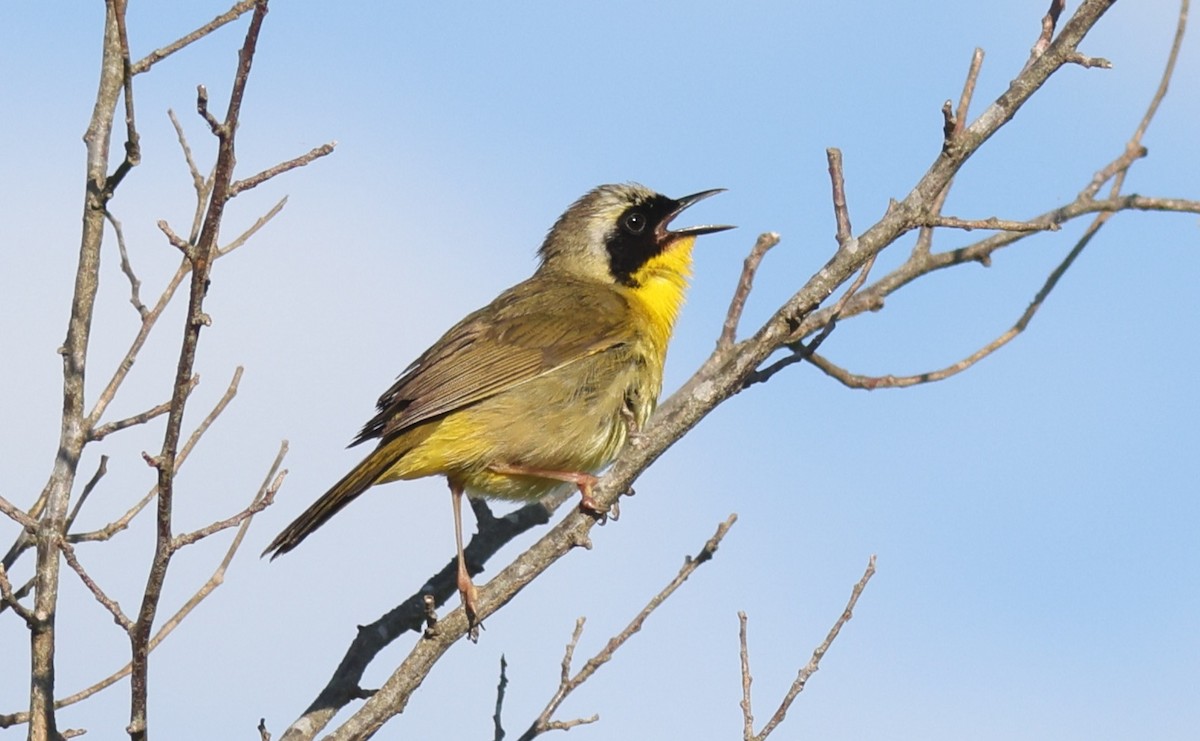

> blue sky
[2,2,1197,739]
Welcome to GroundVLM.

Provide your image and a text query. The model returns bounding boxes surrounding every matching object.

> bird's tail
[262,443,401,560]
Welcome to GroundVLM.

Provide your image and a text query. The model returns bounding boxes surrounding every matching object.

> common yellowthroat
[263,183,731,619]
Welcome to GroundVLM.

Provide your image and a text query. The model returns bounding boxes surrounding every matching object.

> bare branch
[0,442,288,730]
[718,233,780,351]
[808,180,1123,391]
[277,495,564,740]
[25,0,135,731]
[827,148,853,248]
[518,515,737,740]
[168,108,207,197]
[955,48,985,137]
[57,540,132,632]
[137,27,269,707]
[105,211,148,318]
[228,142,337,197]
[89,382,193,442]
[218,196,288,256]
[740,147,878,387]
[73,369,241,545]
[1024,0,1067,72]
[492,655,508,741]
[0,495,38,533]
[172,468,285,549]
[104,0,140,194]
[918,215,1061,232]
[157,219,190,254]
[738,612,753,741]
[940,99,956,149]
[321,8,1128,733]
[65,456,109,535]
[1129,1,1188,150]
[0,564,35,627]
[749,556,877,741]
[131,0,258,75]
[196,84,223,134]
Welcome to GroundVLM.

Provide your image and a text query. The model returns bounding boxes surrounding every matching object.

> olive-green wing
[352,278,634,446]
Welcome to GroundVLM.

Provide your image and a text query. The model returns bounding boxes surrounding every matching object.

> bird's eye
[622,211,647,235]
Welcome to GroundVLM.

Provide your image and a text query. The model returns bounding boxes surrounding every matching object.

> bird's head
[537,183,733,288]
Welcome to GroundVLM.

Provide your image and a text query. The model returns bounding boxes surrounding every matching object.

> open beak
[660,188,736,239]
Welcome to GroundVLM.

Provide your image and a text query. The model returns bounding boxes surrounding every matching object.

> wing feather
[352,278,633,446]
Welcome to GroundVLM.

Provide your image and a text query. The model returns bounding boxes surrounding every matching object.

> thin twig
[919,215,1060,232]
[718,233,781,351]
[1129,0,1188,149]
[808,186,1121,391]
[105,210,148,318]
[744,188,1200,390]
[219,197,288,255]
[104,0,140,194]
[229,142,336,196]
[1024,0,1067,73]
[89,387,190,442]
[910,183,953,260]
[750,556,877,741]
[803,0,1192,394]
[157,220,190,253]
[0,443,288,729]
[746,148,876,383]
[0,564,35,627]
[493,655,508,741]
[73,369,243,545]
[738,611,753,741]
[196,84,223,134]
[519,515,738,740]
[131,0,258,75]
[168,108,207,197]
[172,469,285,549]
[926,46,985,251]
[0,495,38,532]
[827,148,853,248]
[57,540,132,631]
[136,17,269,709]
[955,48,985,137]
[65,456,109,535]
[940,100,957,150]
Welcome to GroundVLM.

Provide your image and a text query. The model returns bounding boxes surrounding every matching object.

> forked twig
[804,0,1191,393]
[741,556,876,741]
[519,515,737,740]
[0,443,287,729]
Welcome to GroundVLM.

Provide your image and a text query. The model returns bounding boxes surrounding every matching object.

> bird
[262,183,732,622]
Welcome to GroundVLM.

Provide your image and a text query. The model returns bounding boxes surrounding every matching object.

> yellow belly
[378,344,660,500]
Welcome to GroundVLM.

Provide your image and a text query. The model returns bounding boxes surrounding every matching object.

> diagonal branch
[277,5,1126,738]
[229,143,337,197]
[131,0,258,75]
